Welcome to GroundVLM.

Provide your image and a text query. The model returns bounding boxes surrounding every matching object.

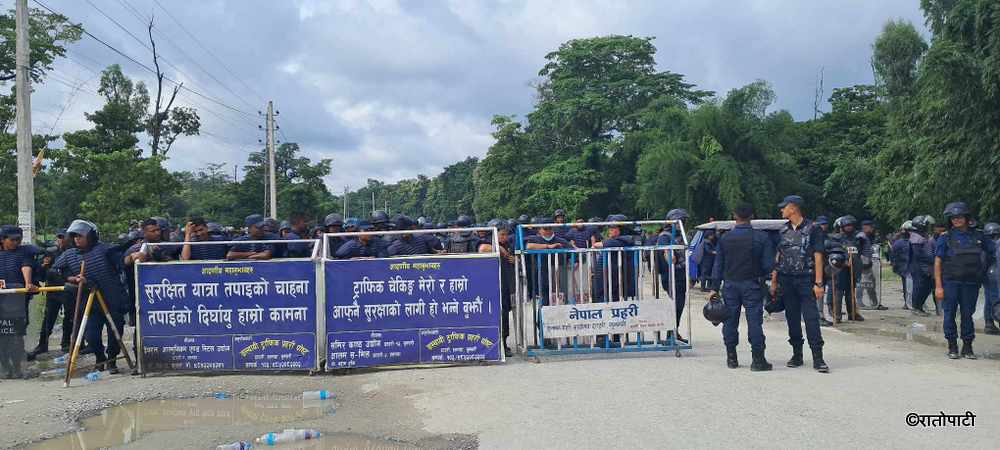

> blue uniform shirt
[230,235,274,255]
[185,236,230,261]
[336,238,387,258]
[387,234,441,256]
[565,228,591,248]
[52,242,129,308]
[525,234,572,249]
[711,223,775,285]
[0,247,31,286]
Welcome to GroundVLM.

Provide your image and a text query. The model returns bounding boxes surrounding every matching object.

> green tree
[424,157,478,221]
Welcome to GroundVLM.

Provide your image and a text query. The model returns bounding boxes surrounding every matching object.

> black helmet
[900,220,915,232]
[66,219,99,242]
[279,220,292,231]
[703,293,728,326]
[983,222,1000,237]
[206,222,223,235]
[371,210,389,225]
[827,252,848,269]
[834,215,857,230]
[456,215,473,227]
[533,216,552,225]
[151,216,171,231]
[487,218,504,229]
[553,209,566,218]
[943,202,970,220]
[911,215,932,232]
[606,214,628,222]
[394,214,414,230]
[665,209,689,221]
[815,215,830,226]
[417,216,429,226]
[324,213,344,227]
[516,214,530,224]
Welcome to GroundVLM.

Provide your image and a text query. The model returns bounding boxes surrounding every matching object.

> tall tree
[144,19,199,156]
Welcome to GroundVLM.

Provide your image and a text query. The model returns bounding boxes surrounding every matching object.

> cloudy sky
[23,0,927,191]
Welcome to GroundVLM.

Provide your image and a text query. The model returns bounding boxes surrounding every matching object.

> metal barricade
[513,220,692,358]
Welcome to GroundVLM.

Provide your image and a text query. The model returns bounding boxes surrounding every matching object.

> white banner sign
[540,300,672,338]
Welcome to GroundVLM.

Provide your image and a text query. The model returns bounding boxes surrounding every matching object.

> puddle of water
[30,396,338,450]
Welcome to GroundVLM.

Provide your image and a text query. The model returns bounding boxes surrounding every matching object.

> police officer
[525,217,573,306]
[656,209,690,343]
[592,214,637,303]
[710,203,774,370]
[933,202,996,359]
[909,215,936,316]
[387,216,444,256]
[480,219,515,356]
[28,229,73,359]
[226,214,274,260]
[335,220,387,258]
[444,215,480,253]
[983,222,1000,335]
[51,220,129,374]
[770,195,828,373]
[181,217,229,261]
[371,210,390,232]
[889,221,914,310]
[323,213,346,256]
[826,215,865,322]
[553,209,570,239]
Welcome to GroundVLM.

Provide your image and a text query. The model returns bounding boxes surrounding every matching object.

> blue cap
[244,214,265,228]
[861,219,874,226]
[357,220,373,231]
[815,216,829,225]
[1,225,23,239]
[777,195,804,209]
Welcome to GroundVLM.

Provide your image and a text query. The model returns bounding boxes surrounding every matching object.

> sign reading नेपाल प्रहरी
[540,300,672,338]
[137,260,318,371]
[325,256,503,369]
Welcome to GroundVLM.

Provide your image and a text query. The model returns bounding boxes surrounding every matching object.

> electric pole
[343,185,349,218]
[266,101,277,218]
[15,0,35,243]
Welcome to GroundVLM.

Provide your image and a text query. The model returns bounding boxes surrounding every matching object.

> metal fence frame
[513,220,693,358]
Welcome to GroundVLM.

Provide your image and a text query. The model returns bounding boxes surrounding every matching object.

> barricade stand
[322,227,505,370]
[134,239,322,374]
[514,220,693,359]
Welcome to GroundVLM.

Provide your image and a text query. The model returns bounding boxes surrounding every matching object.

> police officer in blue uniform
[52,220,129,373]
[592,214,637,303]
[227,214,274,260]
[984,222,1000,335]
[770,195,828,373]
[656,209,690,343]
[909,215,937,316]
[335,220,387,258]
[826,215,866,322]
[444,215,480,253]
[181,218,229,261]
[710,203,774,371]
[387,216,443,256]
[933,202,996,359]
[28,229,73,359]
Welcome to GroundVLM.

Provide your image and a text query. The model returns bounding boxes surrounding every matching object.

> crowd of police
[0,194,997,378]
[703,196,998,373]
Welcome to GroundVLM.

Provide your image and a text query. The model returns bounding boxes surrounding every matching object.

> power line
[151,0,266,104]
[32,0,257,120]
[99,0,258,111]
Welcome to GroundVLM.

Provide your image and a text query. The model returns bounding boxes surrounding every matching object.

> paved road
[354,289,999,449]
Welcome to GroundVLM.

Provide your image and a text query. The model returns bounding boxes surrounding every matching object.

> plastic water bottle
[255,429,321,446]
[216,441,252,450]
[214,392,229,399]
[41,368,66,377]
[85,371,101,382]
[53,355,68,365]
[302,390,333,400]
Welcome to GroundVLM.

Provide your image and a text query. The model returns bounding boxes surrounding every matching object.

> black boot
[786,344,803,368]
[985,322,1000,336]
[750,350,772,372]
[726,346,738,369]
[811,348,829,373]
[960,339,977,360]
[26,336,49,362]
[947,339,960,359]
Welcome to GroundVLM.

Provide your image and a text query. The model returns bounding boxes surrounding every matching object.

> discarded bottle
[41,368,66,377]
[302,390,334,400]
[214,392,229,399]
[910,322,927,332]
[53,355,68,365]
[85,371,101,382]
[216,440,252,450]
[255,429,321,446]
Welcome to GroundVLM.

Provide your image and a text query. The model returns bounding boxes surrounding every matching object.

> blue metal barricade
[514,220,692,358]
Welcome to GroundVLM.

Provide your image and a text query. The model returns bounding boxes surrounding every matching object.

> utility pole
[266,101,277,218]
[371,191,376,215]
[343,185,349,218]
[15,0,35,243]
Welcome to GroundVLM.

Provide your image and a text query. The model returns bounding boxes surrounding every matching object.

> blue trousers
[721,280,765,351]
[778,274,824,350]
[81,297,126,364]
[910,273,933,312]
[942,281,979,341]
[984,275,998,325]
[660,272,686,327]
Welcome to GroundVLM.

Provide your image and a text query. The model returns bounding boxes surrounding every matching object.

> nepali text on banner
[540,300,672,338]
[325,256,502,368]
[137,260,318,371]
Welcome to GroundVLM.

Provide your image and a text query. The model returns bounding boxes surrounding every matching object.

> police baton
[0,286,65,295]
